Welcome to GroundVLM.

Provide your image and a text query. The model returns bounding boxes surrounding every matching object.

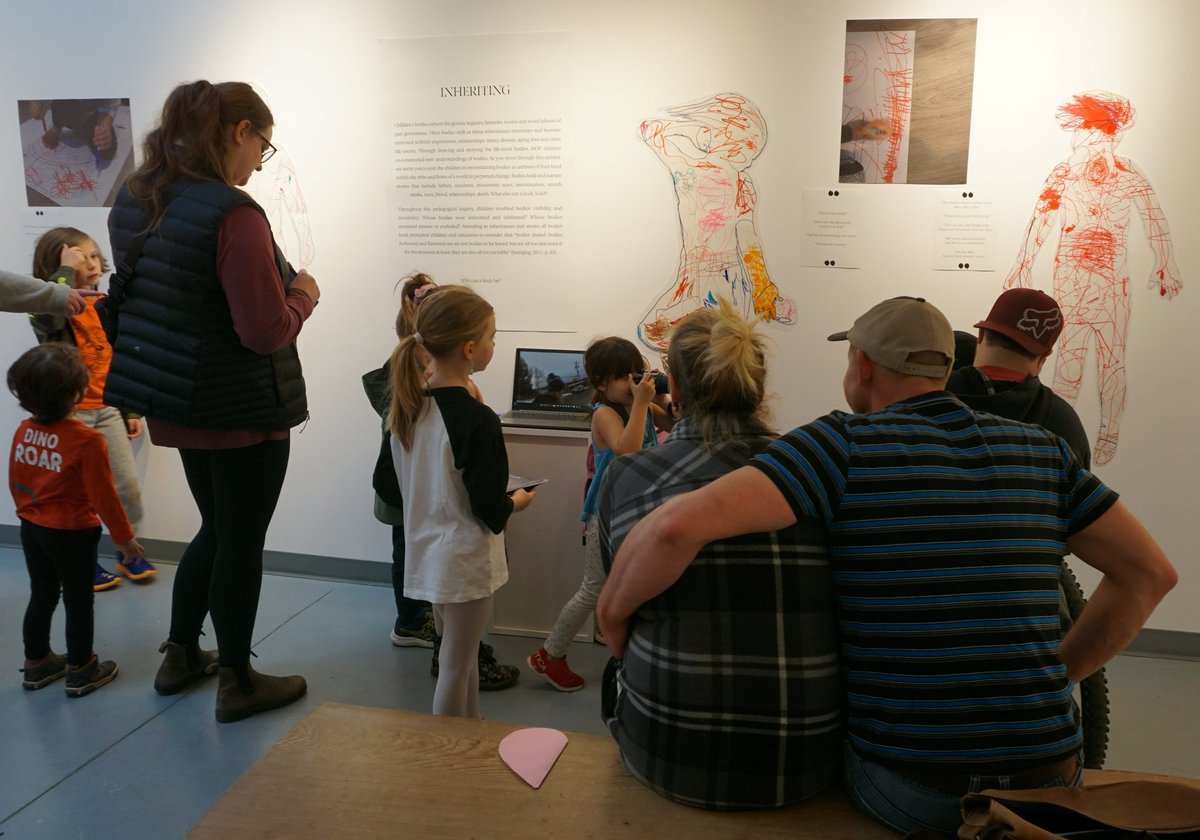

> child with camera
[528,337,671,691]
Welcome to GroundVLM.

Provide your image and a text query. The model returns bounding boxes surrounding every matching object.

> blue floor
[4,546,1200,838]
[0,548,613,838]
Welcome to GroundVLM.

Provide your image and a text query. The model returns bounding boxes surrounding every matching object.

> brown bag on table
[955,780,1200,839]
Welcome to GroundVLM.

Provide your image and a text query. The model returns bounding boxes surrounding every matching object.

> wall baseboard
[0,524,391,587]
[2,524,1194,659]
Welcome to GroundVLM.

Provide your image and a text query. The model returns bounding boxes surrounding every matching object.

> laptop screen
[511,348,592,411]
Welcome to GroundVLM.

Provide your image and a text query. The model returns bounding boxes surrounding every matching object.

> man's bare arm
[1060,500,1176,681]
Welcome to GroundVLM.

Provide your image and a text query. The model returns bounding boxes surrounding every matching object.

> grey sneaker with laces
[22,651,67,690]
[390,617,437,648]
[65,655,119,697]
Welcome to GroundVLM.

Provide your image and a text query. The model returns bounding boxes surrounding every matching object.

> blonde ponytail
[667,298,773,448]
[386,284,494,449]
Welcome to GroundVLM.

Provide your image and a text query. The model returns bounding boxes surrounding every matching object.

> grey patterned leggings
[544,516,605,658]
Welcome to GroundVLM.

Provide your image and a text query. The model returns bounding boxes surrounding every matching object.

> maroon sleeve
[216,204,315,354]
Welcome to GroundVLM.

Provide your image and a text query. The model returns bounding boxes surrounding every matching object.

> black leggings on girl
[170,439,290,667]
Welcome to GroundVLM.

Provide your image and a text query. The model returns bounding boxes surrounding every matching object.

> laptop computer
[500,348,593,431]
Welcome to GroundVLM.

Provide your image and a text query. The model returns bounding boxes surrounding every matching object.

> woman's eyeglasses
[255,130,277,165]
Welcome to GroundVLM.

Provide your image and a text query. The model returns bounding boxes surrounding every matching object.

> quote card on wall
[933,189,996,272]
[800,188,865,269]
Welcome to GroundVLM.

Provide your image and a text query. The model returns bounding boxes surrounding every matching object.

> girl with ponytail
[387,285,535,718]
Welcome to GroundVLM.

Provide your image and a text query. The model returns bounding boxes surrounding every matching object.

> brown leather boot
[215,663,307,724]
[154,640,219,695]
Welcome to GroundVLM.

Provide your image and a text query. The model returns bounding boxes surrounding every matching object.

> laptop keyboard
[507,409,591,422]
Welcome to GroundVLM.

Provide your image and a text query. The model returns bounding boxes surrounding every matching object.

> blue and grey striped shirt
[751,392,1117,773]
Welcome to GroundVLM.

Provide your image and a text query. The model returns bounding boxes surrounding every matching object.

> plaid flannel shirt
[597,417,842,810]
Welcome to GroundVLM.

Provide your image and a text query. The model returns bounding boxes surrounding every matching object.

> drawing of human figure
[637,92,794,351]
[243,148,316,269]
[1006,91,1182,465]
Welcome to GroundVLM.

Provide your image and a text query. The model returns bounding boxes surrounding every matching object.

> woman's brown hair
[127,80,273,228]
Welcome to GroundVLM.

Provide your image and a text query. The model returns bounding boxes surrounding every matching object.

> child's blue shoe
[116,553,156,581]
[94,563,120,592]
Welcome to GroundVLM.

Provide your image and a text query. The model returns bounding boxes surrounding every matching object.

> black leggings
[21,519,99,666]
[171,439,290,667]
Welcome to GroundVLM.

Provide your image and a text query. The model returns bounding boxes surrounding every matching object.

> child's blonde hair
[666,298,772,448]
[394,272,437,340]
[387,285,493,449]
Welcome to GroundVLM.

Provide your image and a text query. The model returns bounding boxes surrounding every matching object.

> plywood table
[190,703,896,839]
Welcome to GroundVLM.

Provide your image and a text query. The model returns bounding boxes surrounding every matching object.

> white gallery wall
[0,0,1196,630]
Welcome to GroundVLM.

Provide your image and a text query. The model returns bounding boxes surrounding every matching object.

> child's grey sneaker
[390,617,437,648]
[65,655,118,697]
[22,651,67,690]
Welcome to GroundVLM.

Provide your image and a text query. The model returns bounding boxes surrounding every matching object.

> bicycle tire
[1060,560,1110,769]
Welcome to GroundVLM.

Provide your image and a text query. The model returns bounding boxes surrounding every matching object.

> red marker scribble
[881,31,912,184]
[1057,93,1135,137]
[840,30,913,184]
[48,165,99,200]
[1006,91,1181,465]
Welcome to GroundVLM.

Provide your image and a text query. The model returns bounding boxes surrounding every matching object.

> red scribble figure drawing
[1006,91,1182,465]
[637,92,794,352]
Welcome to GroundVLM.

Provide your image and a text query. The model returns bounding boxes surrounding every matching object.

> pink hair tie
[412,284,436,304]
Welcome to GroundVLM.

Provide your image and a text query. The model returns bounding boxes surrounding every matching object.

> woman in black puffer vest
[106,80,321,723]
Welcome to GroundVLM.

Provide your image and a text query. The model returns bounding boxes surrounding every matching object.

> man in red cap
[948,288,1091,467]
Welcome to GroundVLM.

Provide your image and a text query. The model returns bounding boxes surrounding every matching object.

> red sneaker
[527,647,584,692]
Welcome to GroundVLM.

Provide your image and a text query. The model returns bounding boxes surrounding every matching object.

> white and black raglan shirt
[391,387,513,604]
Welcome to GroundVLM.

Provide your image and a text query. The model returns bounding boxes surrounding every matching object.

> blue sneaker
[116,553,157,581]
[94,564,120,592]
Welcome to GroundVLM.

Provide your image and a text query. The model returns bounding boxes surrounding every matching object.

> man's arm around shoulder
[597,465,796,657]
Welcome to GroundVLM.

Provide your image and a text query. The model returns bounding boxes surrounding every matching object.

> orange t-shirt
[68,298,112,409]
[9,417,134,543]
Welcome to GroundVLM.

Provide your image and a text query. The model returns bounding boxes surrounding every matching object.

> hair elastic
[412,332,424,346]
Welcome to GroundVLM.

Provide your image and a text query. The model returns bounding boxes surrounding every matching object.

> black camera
[638,370,669,395]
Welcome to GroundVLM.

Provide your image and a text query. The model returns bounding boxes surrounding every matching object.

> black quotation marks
[959,193,975,265]
[824,191,841,264]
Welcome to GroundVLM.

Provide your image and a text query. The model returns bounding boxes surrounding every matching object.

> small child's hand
[125,417,143,439]
[511,488,536,512]
[118,538,145,561]
[93,114,115,152]
[60,243,87,271]
[629,373,656,406]
[852,119,890,141]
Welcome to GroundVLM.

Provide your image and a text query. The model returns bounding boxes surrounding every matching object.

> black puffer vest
[105,180,307,430]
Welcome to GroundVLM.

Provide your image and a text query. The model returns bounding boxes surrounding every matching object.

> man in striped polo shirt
[597,296,1175,834]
